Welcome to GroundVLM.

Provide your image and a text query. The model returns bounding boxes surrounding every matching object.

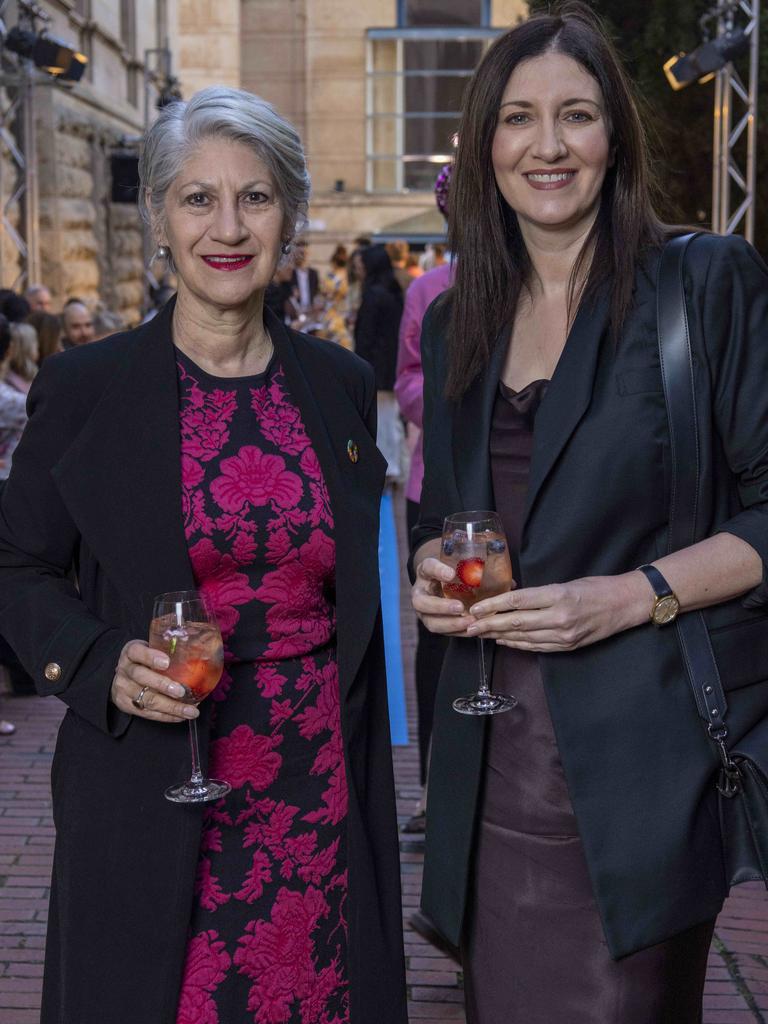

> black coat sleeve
[690,234,768,607]
[407,296,463,579]
[0,354,130,735]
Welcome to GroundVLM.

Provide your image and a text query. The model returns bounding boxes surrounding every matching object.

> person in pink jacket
[394,166,454,833]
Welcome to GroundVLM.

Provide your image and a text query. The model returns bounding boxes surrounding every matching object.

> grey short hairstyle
[139,86,310,252]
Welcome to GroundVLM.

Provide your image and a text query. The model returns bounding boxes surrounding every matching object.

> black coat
[413,233,768,958]
[354,285,403,391]
[0,302,407,1023]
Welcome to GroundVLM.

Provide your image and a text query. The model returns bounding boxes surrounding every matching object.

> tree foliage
[529,0,767,253]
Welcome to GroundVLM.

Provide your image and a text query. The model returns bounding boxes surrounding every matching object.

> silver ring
[132,685,149,711]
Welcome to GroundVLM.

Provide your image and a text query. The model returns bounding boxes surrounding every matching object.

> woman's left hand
[465,573,648,652]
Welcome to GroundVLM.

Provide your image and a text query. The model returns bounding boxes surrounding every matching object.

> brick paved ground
[0,497,766,1022]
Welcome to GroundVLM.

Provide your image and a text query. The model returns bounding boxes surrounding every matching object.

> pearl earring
[281,242,291,255]
[157,245,169,260]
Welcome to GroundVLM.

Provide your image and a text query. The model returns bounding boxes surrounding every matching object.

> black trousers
[407,499,448,787]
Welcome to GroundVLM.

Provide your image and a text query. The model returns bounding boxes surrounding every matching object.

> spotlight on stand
[3,25,87,81]
[664,28,749,90]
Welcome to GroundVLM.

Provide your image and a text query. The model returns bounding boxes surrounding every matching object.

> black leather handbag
[657,233,768,888]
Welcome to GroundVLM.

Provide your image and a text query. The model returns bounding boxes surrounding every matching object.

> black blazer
[0,302,407,1023]
[414,233,768,957]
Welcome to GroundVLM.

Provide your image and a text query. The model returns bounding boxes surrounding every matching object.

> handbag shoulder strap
[656,233,731,744]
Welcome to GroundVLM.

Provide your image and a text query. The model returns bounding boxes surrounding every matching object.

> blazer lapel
[53,300,195,630]
[452,331,508,511]
[269,314,385,703]
[522,289,610,530]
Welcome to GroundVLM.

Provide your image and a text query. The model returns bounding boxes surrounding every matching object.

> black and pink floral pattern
[174,351,349,1024]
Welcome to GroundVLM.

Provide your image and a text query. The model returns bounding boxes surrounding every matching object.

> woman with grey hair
[0,86,406,1024]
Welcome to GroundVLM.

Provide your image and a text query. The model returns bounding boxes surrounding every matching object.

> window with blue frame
[366,18,499,192]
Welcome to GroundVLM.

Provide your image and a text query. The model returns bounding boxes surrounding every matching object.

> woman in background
[354,244,404,481]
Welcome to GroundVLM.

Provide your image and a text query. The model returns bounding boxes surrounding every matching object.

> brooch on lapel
[347,440,359,463]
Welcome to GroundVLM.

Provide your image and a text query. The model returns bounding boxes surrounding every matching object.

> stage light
[664,28,749,90]
[3,26,87,82]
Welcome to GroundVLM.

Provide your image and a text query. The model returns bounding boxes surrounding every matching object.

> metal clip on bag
[658,234,768,888]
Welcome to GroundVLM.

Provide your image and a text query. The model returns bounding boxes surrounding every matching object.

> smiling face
[159,136,285,312]
[491,52,611,239]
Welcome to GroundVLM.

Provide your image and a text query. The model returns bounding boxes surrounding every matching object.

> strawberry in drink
[441,531,514,611]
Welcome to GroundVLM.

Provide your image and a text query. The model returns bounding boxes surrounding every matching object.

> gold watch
[637,564,680,626]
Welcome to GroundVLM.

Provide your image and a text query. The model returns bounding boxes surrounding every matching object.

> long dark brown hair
[445,1,664,399]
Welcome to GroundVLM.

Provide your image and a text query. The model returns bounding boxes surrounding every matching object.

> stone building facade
[0,0,527,320]
[0,0,177,322]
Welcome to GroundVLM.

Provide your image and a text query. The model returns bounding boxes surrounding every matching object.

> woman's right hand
[411,556,476,635]
[110,640,199,723]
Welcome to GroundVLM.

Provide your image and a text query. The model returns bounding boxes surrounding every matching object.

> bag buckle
[710,727,741,798]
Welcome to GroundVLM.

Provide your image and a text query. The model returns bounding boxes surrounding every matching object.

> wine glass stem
[476,638,490,698]
[188,716,204,785]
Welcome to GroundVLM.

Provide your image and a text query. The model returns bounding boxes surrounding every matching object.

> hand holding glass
[440,512,518,715]
[149,590,230,803]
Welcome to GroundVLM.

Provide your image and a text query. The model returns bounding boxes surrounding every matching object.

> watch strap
[637,563,673,600]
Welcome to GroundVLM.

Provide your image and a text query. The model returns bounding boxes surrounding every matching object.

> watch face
[653,595,680,625]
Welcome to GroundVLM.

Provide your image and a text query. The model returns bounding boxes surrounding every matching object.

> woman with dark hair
[26,311,62,365]
[410,3,768,1021]
[354,244,404,479]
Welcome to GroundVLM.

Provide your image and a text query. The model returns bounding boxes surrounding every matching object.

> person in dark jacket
[354,244,404,480]
[410,5,768,1023]
[0,85,406,1024]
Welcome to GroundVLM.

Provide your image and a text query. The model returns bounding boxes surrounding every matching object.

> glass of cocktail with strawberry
[149,590,230,803]
[440,512,518,716]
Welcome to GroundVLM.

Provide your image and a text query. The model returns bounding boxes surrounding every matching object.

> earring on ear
[157,245,169,260]
[281,241,291,255]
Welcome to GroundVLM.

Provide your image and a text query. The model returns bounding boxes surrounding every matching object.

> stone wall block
[39,198,97,231]
[54,132,95,171]
[114,280,144,309]
[49,165,95,201]
[59,229,100,263]
[60,260,100,297]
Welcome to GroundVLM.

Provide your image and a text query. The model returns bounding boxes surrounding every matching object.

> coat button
[44,662,62,682]
[347,440,359,463]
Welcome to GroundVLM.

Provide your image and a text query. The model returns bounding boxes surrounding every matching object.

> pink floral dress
[174,349,349,1024]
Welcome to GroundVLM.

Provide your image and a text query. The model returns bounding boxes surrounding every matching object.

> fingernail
[183,706,199,718]
[154,654,169,669]
[169,683,185,698]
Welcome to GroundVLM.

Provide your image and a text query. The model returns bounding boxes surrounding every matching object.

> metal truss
[708,0,760,241]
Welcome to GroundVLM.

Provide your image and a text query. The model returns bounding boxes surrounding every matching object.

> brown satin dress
[461,379,715,1024]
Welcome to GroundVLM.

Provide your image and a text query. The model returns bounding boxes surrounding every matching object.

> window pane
[404,73,470,114]
[372,39,398,74]
[372,117,399,156]
[372,160,399,191]
[404,38,485,73]
[404,160,446,191]
[372,74,398,116]
[404,117,457,157]
[403,0,484,26]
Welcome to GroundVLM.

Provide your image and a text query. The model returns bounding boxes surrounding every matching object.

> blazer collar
[523,287,610,529]
[451,287,610,528]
